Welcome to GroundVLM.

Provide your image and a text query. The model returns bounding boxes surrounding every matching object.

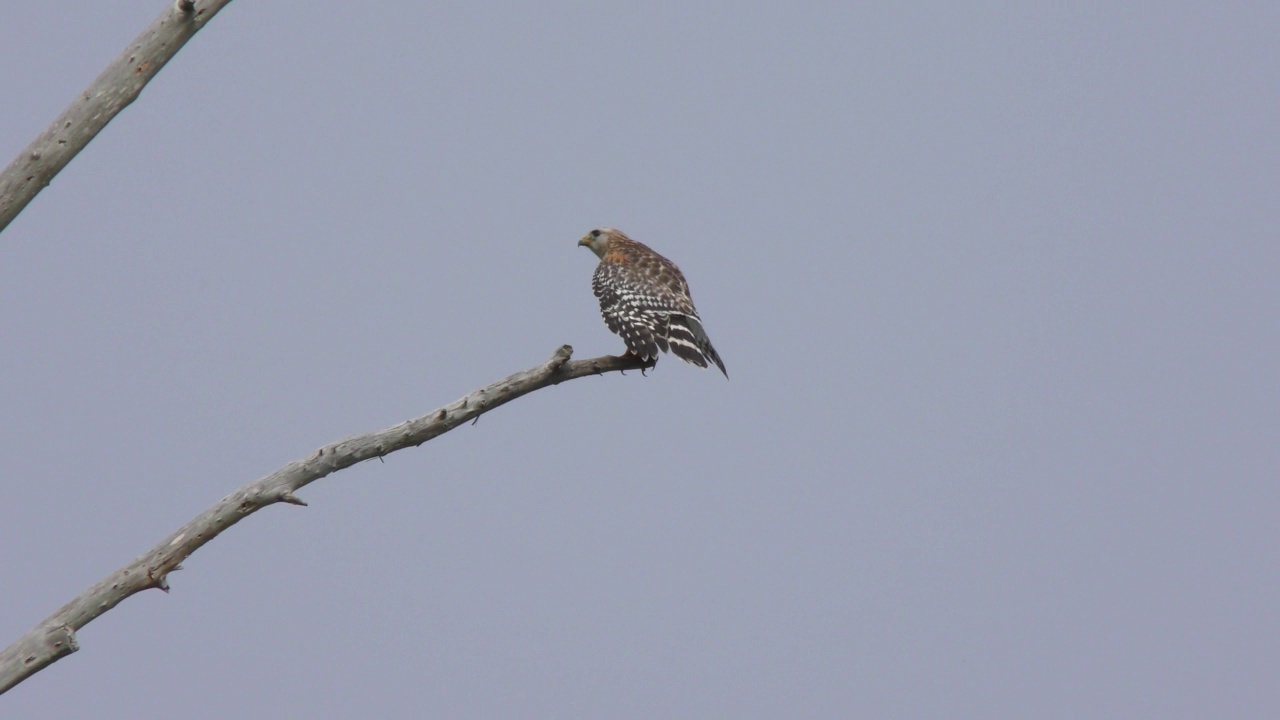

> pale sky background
[1,2,1277,717]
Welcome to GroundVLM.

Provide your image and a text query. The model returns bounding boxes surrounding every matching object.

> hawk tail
[667,314,728,378]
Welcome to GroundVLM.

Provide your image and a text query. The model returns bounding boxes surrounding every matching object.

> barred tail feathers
[667,314,728,378]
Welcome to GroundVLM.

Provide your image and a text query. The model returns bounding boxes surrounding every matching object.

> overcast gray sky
[2,2,1277,717]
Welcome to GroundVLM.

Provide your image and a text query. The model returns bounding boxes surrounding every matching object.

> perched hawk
[579,227,727,377]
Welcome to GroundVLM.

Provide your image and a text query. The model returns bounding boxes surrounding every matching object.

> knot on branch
[547,345,574,372]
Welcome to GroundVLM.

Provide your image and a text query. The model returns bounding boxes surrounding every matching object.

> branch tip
[279,492,308,507]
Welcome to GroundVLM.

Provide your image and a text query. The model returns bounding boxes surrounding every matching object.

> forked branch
[0,346,653,694]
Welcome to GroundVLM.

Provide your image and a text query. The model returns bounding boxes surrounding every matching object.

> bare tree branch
[0,345,653,694]
[0,0,235,235]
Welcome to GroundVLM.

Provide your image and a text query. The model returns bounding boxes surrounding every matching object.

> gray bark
[0,0,234,235]
[0,346,654,694]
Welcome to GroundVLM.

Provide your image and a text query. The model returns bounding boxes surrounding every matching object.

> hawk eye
[591,229,601,238]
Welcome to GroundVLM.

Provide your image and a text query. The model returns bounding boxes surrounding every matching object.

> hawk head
[578,227,618,259]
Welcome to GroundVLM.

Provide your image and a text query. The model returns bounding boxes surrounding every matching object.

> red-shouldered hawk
[579,227,727,378]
